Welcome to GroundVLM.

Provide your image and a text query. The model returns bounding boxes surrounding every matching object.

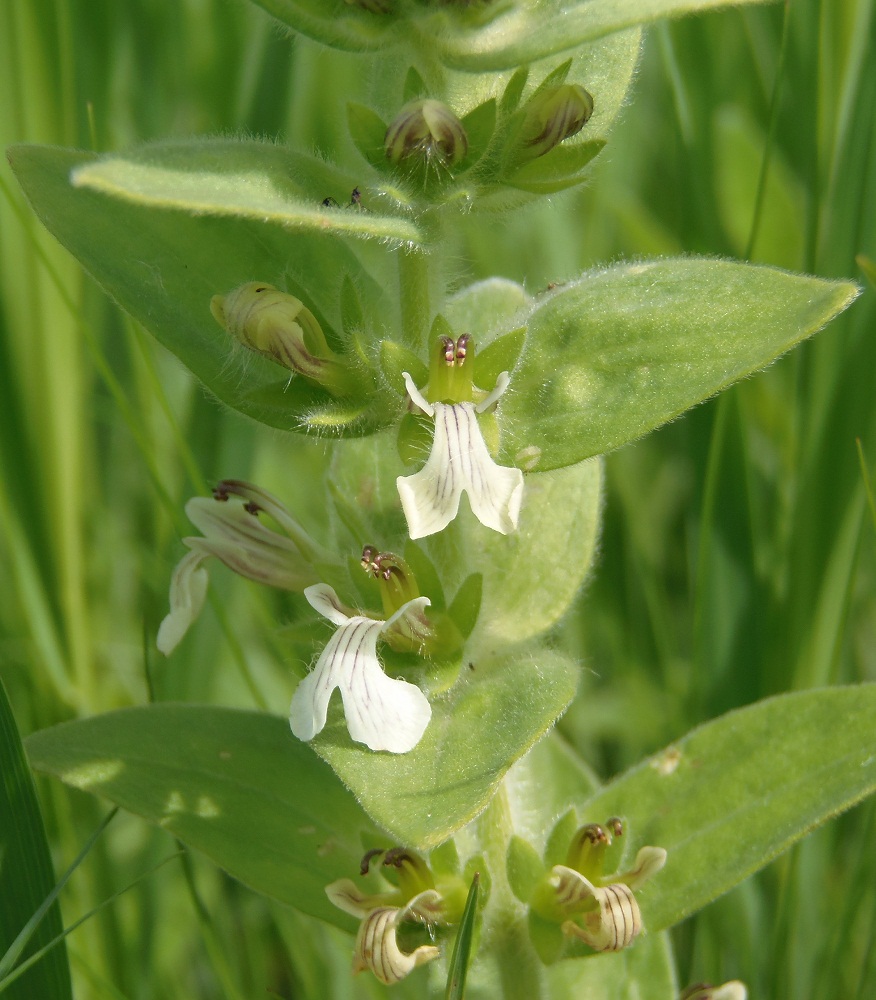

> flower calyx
[211,282,357,397]
[288,582,432,753]
[157,480,324,655]
[396,332,523,539]
[533,817,666,953]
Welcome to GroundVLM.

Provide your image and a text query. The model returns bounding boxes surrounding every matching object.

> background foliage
[1,0,874,997]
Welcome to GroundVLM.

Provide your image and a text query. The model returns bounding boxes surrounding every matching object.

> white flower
[397,371,524,539]
[551,846,667,952]
[326,879,443,985]
[289,583,432,753]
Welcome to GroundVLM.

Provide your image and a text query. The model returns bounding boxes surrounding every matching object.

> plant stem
[398,247,433,352]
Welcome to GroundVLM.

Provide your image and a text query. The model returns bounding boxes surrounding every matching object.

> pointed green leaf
[312,647,579,849]
[0,679,72,1000]
[445,872,479,1000]
[68,139,422,245]
[501,259,860,471]
[25,706,379,930]
[435,0,774,71]
[581,685,876,933]
[8,143,399,436]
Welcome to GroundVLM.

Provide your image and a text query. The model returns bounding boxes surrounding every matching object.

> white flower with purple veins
[397,370,524,539]
[289,583,432,753]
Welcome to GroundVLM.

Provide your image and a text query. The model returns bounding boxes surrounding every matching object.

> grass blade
[0,678,72,1000]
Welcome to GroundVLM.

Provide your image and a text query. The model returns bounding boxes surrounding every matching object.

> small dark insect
[321,196,340,208]
[350,186,362,208]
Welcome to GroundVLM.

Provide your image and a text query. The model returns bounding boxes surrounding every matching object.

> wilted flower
[396,333,523,538]
[288,583,432,753]
[211,282,355,396]
[385,99,469,169]
[157,480,322,655]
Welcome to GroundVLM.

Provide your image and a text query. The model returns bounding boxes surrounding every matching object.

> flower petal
[352,906,440,985]
[185,496,317,590]
[156,550,209,655]
[617,845,667,889]
[552,865,644,952]
[290,591,432,753]
[397,401,524,539]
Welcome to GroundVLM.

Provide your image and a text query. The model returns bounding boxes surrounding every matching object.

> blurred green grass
[1,0,874,997]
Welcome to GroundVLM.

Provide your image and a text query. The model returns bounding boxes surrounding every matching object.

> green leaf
[465,458,602,649]
[445,872,479,1000]
[445,277,530,341]
[8,143,400,437]
[312,647,579,849]
[581,685,876,933]
[68,139,421,245]
[434,0,774,71]
[25,705,379,930]
[501,258,860,471]
[0,679,72,1000]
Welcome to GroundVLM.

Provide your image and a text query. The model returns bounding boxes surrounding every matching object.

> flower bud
[211,282,356,396]
[385,99,469,169]
[520,84,594,159]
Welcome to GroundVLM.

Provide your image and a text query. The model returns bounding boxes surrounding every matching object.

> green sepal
[403,65,428,102]
[473,326,527,387]
[528,909,565,966]
[507,835,546,904]
[500,67,530,114]
[429,838,461,878]
[544,808,579,869]
[380,339,428,395]
[457,99,498,174]
[503,139,606,194]
[447,573,483,641]
[404,541,447,610]
[340,275,365,335]
[347,102,390,172]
